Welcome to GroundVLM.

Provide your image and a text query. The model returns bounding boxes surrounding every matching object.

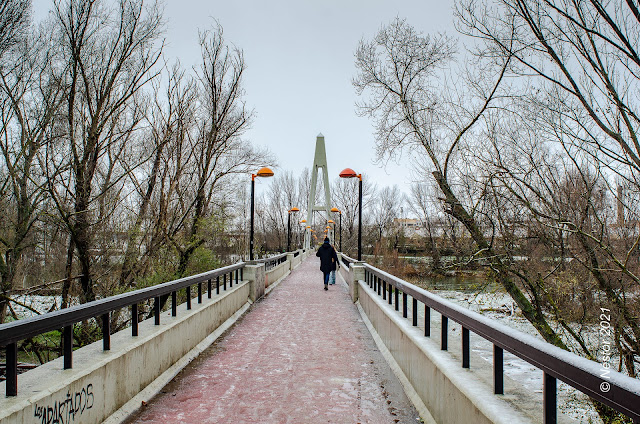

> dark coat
[316,242,338,274]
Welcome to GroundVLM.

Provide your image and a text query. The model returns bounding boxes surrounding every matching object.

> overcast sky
[33,0,455,194]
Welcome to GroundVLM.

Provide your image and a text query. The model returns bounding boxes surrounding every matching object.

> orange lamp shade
[306,225,311,228]
[256,167,274,177]
[290,207,300,212]
[300,219,307,223]
[339,168,357,178]
[328,220,334,223]
[331,207,340,213]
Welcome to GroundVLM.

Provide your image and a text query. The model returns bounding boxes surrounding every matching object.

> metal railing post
[395,287,399,311]
[403,292,408,318]
[494,345,504,394]
[64,325,73,368]
[102,313,110,351]
[544,373,557,424]
[462,327,470,368]
[154,296,160,325]
[131,304,138,337]
[6,342,17,396]
[171,291,177,316]
[441,315,448,350]
[425,305,431,337]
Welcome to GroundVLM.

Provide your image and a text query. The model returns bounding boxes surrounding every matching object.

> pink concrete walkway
[128,256,419,424]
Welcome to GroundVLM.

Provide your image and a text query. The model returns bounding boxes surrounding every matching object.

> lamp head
[253,167,274,180]
[339,168,361,180]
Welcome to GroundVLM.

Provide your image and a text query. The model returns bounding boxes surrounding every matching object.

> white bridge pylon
[305,133,333,249]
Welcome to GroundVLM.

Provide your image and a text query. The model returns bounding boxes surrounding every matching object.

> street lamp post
[287,207,299,252]
[331,207,342,252]
[250,167,274,260]
[299,219,306,250]
[339,168,362,261]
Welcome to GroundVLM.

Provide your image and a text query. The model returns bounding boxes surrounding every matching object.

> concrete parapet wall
[244,264,265,301]
[0,281,251,424]
[265,261,290,288]
[357,281,535,424]
[288,251,303,269]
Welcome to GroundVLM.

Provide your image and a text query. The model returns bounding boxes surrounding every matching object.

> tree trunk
[432,171,567,349]
[61,238,75,309]
[74,191,95,303]
[119,144,164,287]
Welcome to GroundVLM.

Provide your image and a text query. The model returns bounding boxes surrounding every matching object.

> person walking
[316,237,338,291]
[329,242,339,285]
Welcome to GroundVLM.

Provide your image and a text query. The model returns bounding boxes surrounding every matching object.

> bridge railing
[339,253,356,268]
[362,263,640,423]
[0,261,250,397]
[254,252,289,271]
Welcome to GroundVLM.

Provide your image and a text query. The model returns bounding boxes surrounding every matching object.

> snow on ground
[9,295,63,319]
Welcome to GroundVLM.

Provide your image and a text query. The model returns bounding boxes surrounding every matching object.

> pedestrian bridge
[1,252,639,423]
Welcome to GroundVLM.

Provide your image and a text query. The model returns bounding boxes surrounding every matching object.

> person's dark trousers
[323,272,330,284]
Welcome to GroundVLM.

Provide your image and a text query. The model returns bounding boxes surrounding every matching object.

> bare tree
[371,185,402,241]
[0,20,64,322]
[331,173,375,257]
[0,0,30,57]
[43,0,164,303]
[118,63,197,287]
[258,171,303,252]
[456,0,640,181]
[408,182,443,270]
[354,17,569,348]
[456,0,640,392]
[165,22,272,277]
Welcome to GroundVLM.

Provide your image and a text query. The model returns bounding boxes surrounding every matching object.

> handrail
[254,252,290,271]
[0,252,296,397]
[0,260,253,397]
[0,262,245,346]
[339,253,357,267]
[253,252,288,263]
[362,263,640,422]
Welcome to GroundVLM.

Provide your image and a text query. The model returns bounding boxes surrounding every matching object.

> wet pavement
[127,256,420,424]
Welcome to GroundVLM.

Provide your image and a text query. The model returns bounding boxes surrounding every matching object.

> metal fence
[255,252,289,271]
[339,253,356,268]
[361,263,640,423]
[0,262,248,396]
